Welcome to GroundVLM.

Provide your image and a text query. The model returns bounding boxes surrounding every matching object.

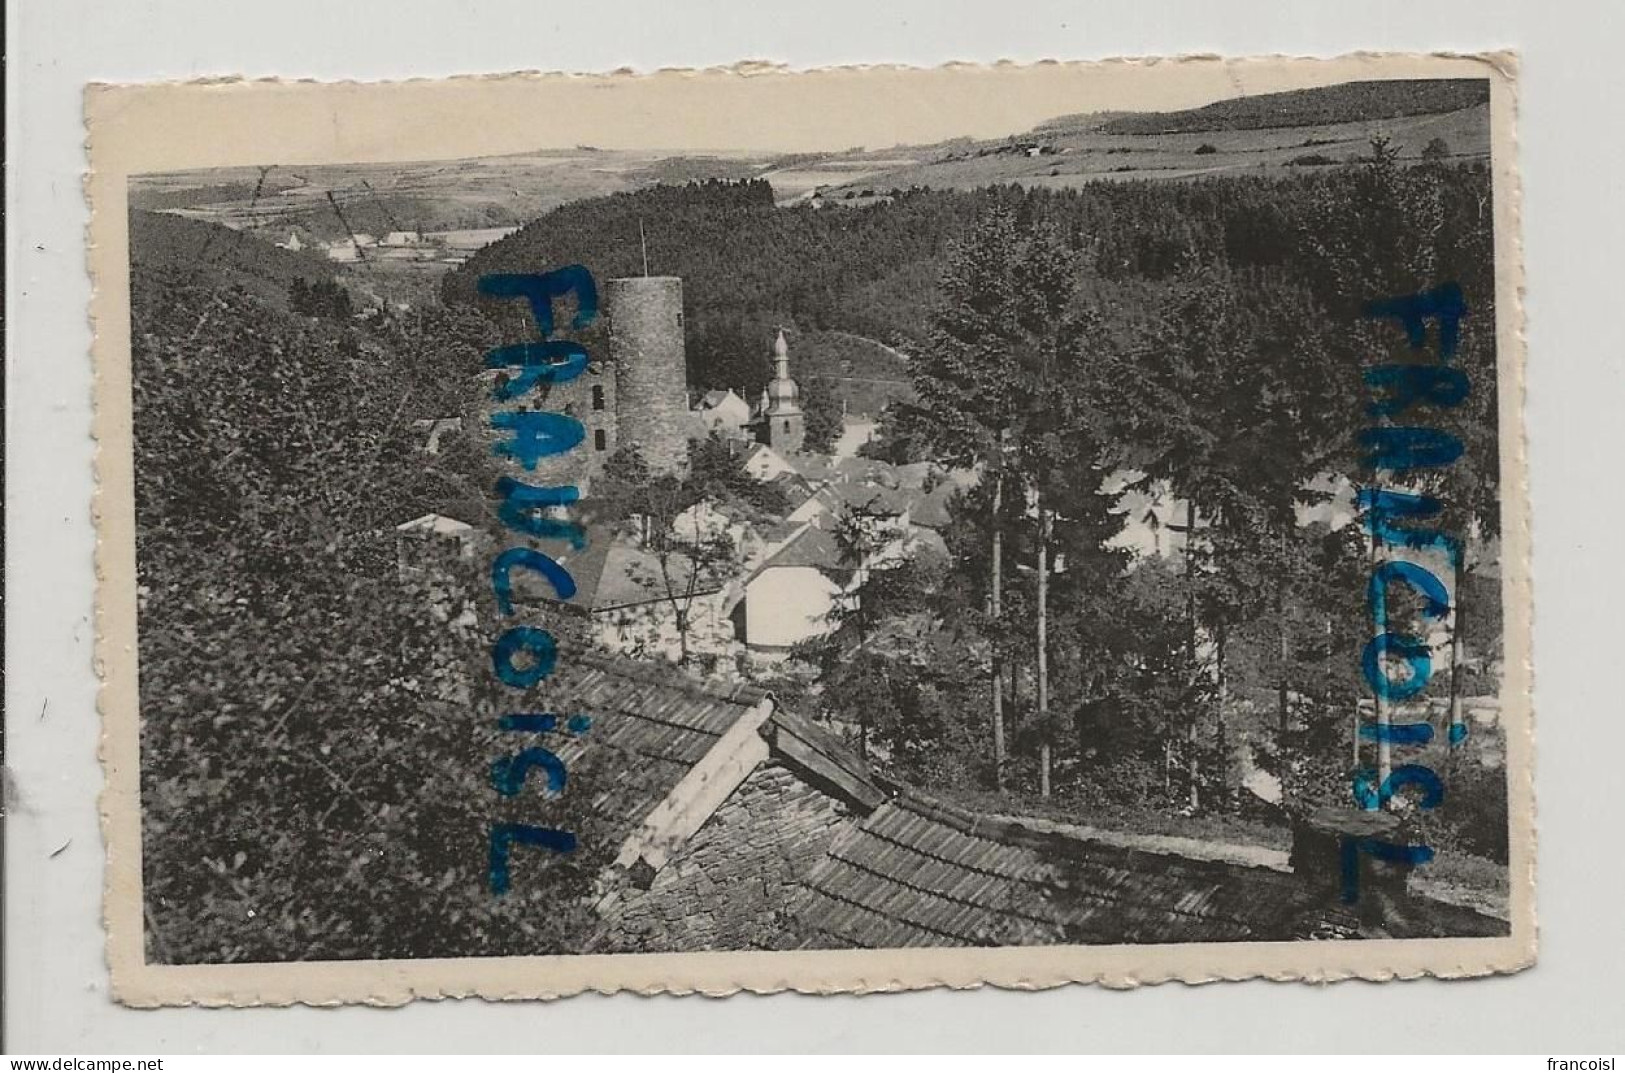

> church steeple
[762,328,805,454]
[766,329,800,415]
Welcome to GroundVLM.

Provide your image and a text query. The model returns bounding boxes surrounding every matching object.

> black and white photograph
[88,55,1530,999]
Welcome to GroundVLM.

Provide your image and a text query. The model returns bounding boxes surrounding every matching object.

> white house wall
[594,589,735,668]
[1106,471,1359,561]
[699,394,753,433]
[744,565,840,649]
[743,445,797,483]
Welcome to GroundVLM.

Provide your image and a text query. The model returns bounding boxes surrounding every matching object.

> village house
[730,522,852,654]
[726,490,945,657]
[783,456,960,539]
[506,517,736,668]
[735,441,801,486]
[323,233,377,262]
[707,448,966,655]
[694,388,753,437]
[1106,469,1365,561]
[685,331,808,452]
[394,511,479,574]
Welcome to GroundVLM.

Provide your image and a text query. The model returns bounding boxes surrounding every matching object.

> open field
[129,149,775,242]
[802,103,1491,201]
[127,82,1491,316]
[129,82,1491,241]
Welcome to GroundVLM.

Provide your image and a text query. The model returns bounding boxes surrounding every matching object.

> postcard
[87,53,1531,1004]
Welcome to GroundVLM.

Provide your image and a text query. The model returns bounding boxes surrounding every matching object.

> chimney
[1289,805,1423,928]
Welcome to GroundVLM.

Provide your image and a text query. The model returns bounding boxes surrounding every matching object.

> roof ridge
[763,707,887,811]
[569,647,769,708]
[875,778,1303,881]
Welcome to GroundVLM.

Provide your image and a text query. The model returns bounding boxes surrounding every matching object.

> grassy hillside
[128,151,781,245]
[804,101,1489,201]
[127,78,1493,237]
[793,330,914,417]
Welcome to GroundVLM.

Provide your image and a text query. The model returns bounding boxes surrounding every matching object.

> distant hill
[796,84,1489,203]
[128,209,337,304]
[125,151,775,245]
[127,78,1492,242]
[444,179,982,393]
[129,178,298,212]
[446,146,1494,397]
[1030,111,1136,135]
[1097,79,1489,135]
[622,156,772,186]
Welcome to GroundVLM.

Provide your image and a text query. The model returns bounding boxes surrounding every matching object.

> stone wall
[473,357,616,494]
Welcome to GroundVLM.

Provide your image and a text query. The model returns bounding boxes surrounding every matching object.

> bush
[1436,760,1510,863]
[132,272,626,963]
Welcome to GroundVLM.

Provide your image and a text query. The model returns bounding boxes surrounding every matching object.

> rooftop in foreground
[563,659,1508,953]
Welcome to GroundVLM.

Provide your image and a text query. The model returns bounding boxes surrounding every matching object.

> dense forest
[446,158,1494,409]
[1096,79,1489,135]
[448,144,1503,854]
[132,137,1507,961]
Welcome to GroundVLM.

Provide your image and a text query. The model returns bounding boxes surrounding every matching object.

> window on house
[592,385,605,411]
[594,428,607,452]
[784,420,792,433]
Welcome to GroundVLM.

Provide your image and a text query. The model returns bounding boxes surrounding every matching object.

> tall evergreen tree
[915,204,1126,796]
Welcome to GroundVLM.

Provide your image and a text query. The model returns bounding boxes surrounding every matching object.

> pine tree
[915,203,1123,797]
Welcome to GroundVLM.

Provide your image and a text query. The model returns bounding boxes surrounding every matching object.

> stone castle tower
[762,328,804,455]
[476,275,687,496]
[606,276,690,476]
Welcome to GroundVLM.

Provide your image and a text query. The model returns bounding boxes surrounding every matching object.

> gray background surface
[6,0,1622,1053]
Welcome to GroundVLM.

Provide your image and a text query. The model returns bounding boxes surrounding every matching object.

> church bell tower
[763,328,805,455]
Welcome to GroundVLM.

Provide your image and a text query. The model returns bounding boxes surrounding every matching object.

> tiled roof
[832,457,903,488]
[538,521,617,610]
[520,517,725,613]
[825,479,911,517]
[592,706,1510,952]
[905,483,957,530]
[395,512,474,536]
[525,651,767,852]
[754,517,804,548]
[589,765,855,952]
[767,470,818,504]
[786,453,837,484]
[593,538,723,611]
[788,789,1314,949]
[759,523,847,574]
